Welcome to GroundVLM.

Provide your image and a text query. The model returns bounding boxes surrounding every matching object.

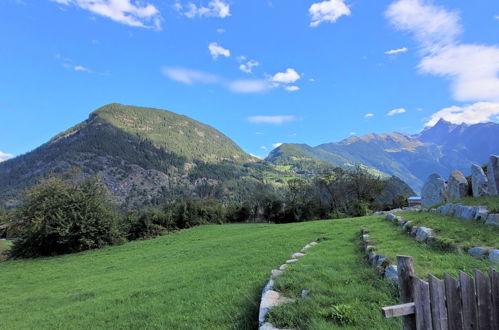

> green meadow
[0,216,495,329]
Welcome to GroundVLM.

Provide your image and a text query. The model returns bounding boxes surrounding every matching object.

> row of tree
[0,166,408,258]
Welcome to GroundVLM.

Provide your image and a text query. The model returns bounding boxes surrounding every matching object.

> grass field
[397,211,499,250]
[1,216,496,329]
[266,216,494,329]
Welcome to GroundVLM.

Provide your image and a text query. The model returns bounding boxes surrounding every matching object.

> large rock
[385,265,398,283]
[447,170,469,201]
[454,205,476,220]
[488,155,499,196]
[468,247,487,259]
[421,174,448,207]
[471,164,488,197]
[489,250,499,264]
[415,227,434,242]
[474,206,489,222]
[485,213,499,226]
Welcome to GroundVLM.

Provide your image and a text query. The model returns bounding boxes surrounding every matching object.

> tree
[10,177,122,258]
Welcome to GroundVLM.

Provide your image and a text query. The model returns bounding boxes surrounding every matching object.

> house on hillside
[407,196,421,207]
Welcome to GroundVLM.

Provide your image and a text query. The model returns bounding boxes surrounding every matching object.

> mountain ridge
[266,119,499,192]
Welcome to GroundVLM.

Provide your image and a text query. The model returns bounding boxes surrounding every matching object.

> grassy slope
[398,211,499,249]
[92,103,252,163]
[453,196,499,213]
[266,217,493,329]
[0,222,329,329]
[2,216,495,329]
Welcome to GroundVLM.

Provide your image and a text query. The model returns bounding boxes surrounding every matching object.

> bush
[9,177,122,258]
[349,200,371,217]
[427,236,458,252]
[126,208,174,241]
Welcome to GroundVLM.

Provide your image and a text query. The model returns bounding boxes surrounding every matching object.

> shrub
[9,177,122,258]
[349,200,371,217]
[427,236,458,252]
[126,208,174,240]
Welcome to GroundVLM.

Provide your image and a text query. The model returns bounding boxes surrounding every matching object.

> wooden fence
[382,255,499,330]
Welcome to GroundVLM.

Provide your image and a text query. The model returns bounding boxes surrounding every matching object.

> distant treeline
[0,166,408,259]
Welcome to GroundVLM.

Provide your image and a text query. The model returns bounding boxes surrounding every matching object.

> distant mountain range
[7,103,491,208]
[266,119,499,192]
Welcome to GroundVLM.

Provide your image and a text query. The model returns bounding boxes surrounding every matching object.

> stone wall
[383,213,499,265]
[421,155,499,207]
[431,203,498,225]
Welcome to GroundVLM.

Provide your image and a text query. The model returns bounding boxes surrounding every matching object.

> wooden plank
[413,276,433,330]
[428,274,448,330]
[490,269,499,330]
[444,274,463,330]
[474,270,492,330]
[459,271,478,330]
[382,302,415,318]
[398,255,417,330]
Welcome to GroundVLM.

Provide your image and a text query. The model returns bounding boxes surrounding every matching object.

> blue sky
[1,0,499,161]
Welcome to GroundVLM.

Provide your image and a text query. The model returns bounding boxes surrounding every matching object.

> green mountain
[266,119,499,192]
[0,104,274,207]
[0,103,415,209]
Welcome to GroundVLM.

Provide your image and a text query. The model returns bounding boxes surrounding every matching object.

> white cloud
[387,108,406,116]
[161,66,220,85]
[271,68,300,84]
[425,102,499,127]
[260,146,268,150]
[255,132,264,135]
[284,85,300,92]
[0,151,13,162]
[364,113,374,118]
[208,42,230,59]
[385,0,461,52]
[386,0,499,103]
[309,0,351,27]
[385,47,408,55]
[216,28,225,33]
[227,79,269,93]
[272,143,283,148]
[248,115,296,125]
[309,78,316,82]
[177,0,230,18]
[74,65,91,72]
[418,44,499,102]
[349,132,357,135]
[51,0,161,29]
[494,15,499,20]
[239,59,260,73]
[161,66,268,94]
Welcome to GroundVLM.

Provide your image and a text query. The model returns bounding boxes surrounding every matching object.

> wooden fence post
[397,255,416,330]
[413,277,433,330]
[428,274,448,330]
[489,269,499,330]
[444,274,463,330]
[459,271,478,330]
[474,270,492,330]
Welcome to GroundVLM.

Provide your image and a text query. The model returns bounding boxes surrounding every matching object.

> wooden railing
[382,255,499,330]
